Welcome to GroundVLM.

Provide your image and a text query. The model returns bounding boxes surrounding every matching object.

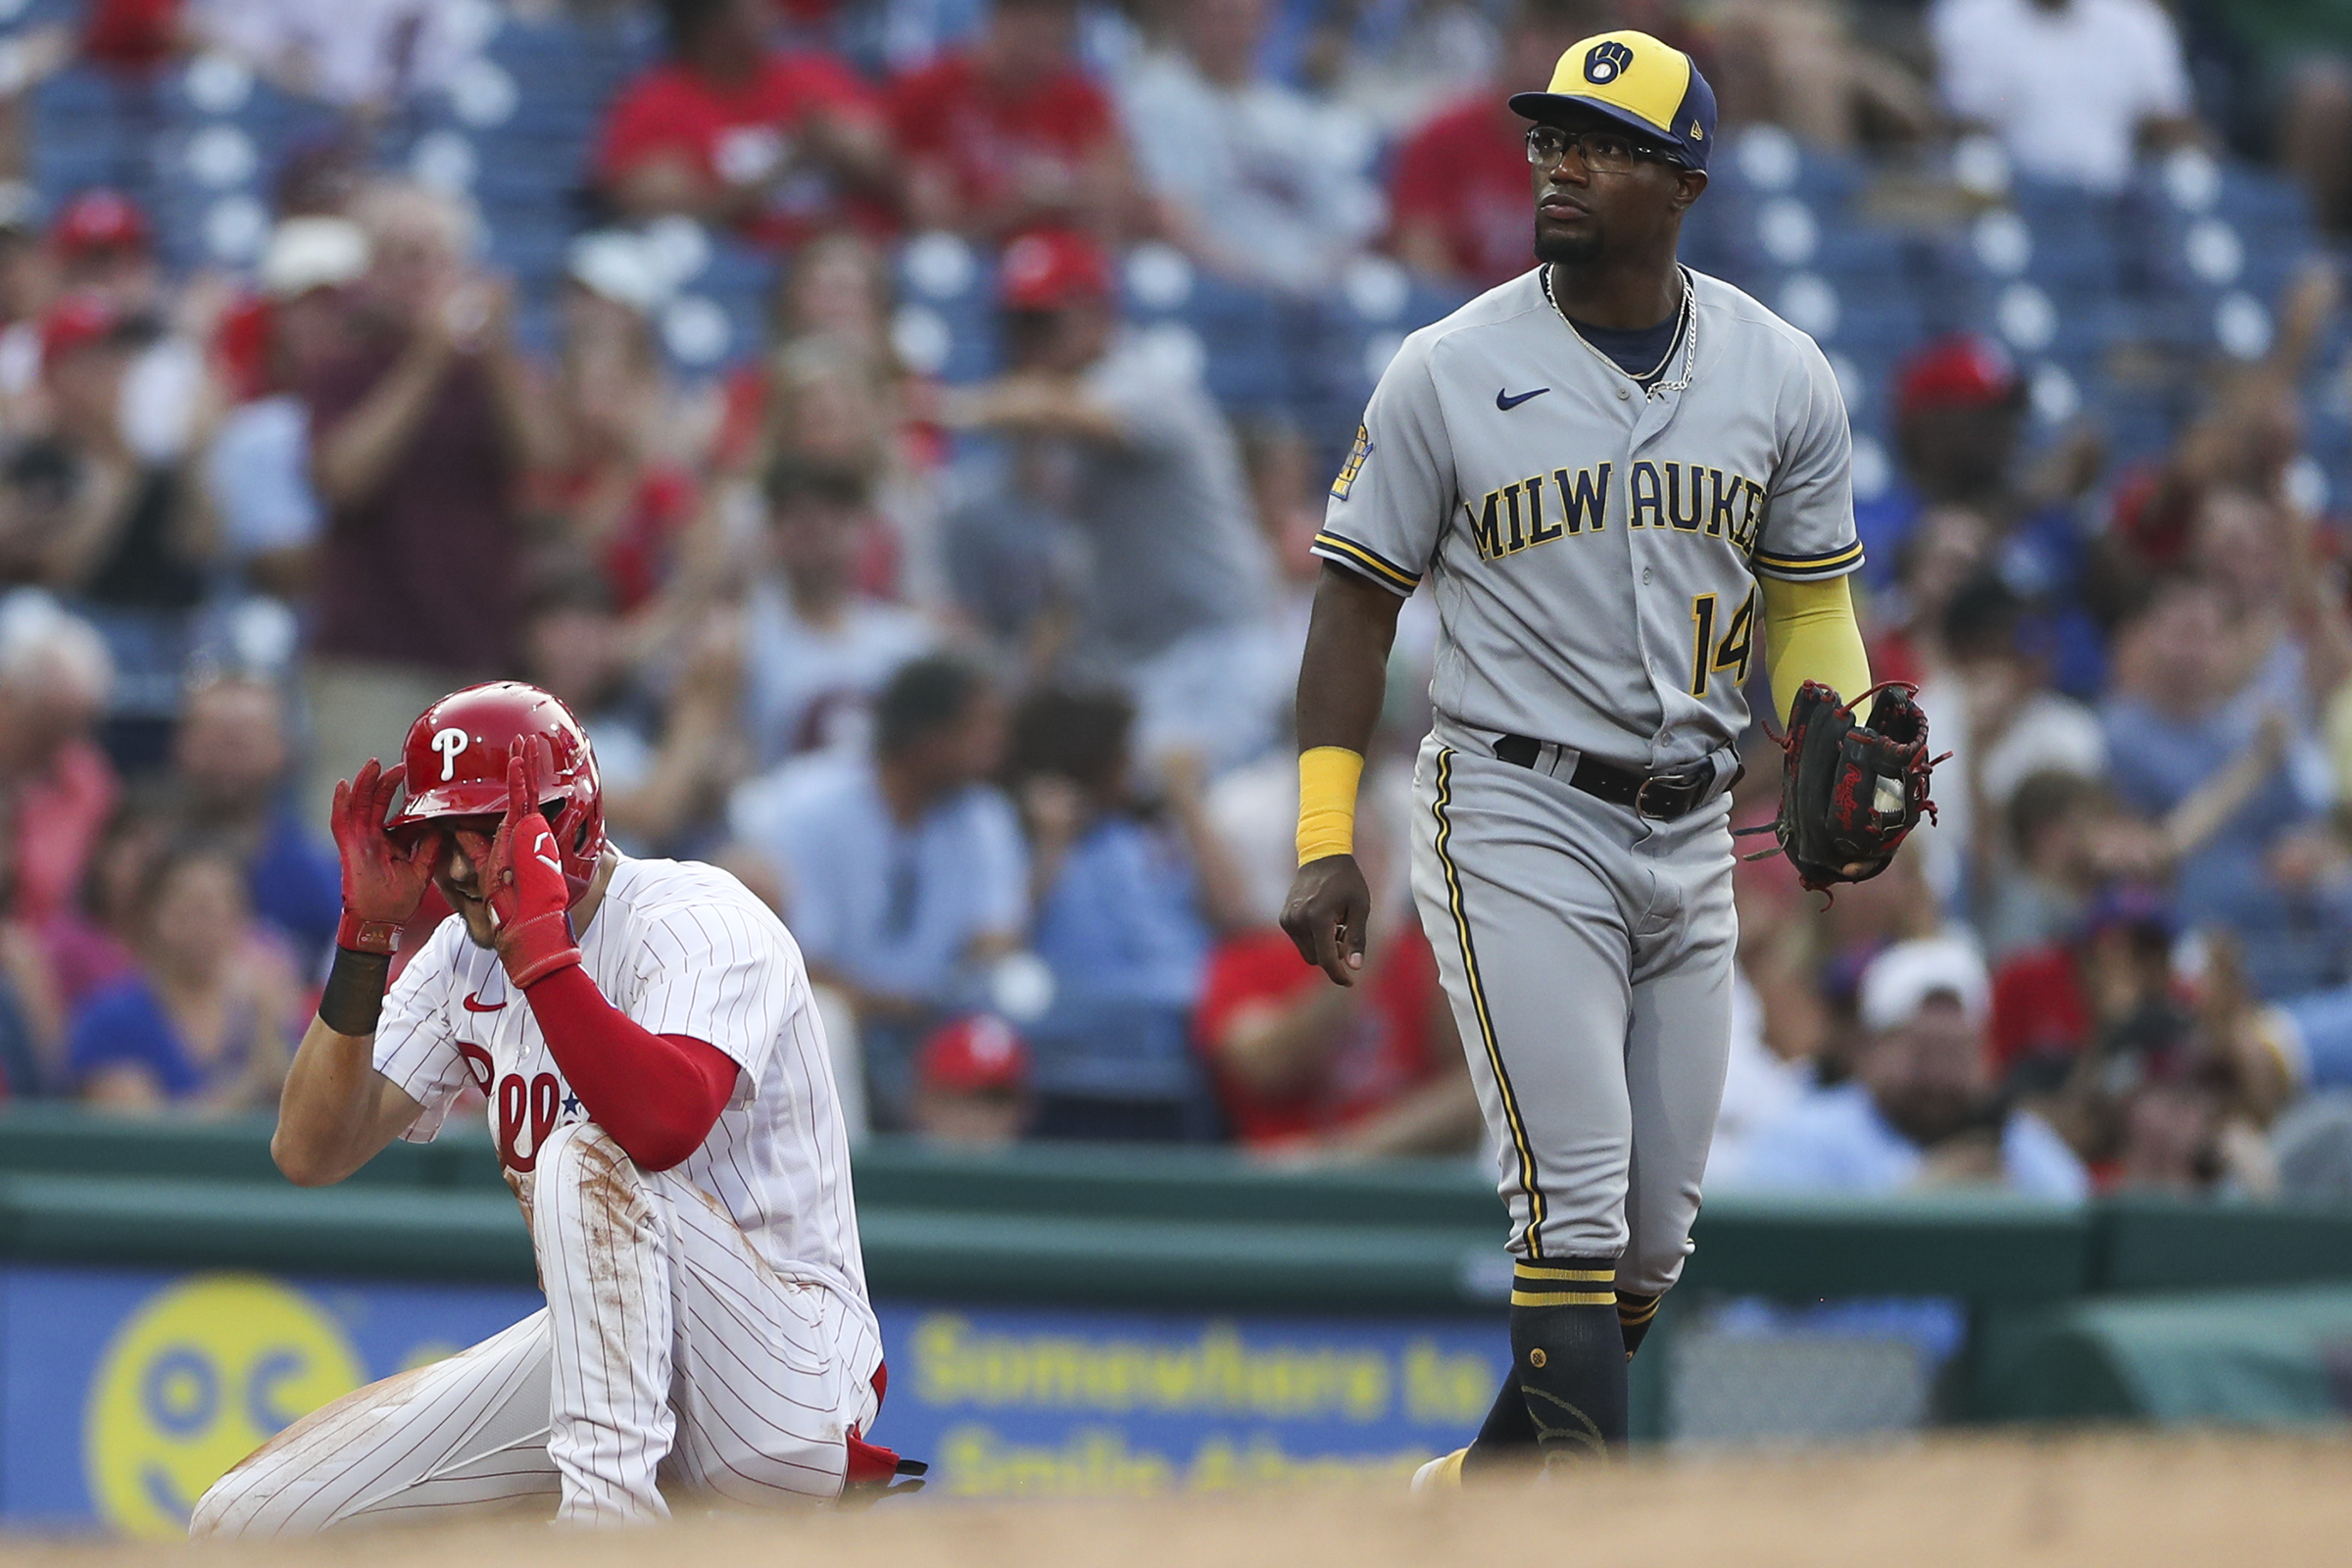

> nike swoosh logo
[462,992,505,1012]
[1496,386,1549,411]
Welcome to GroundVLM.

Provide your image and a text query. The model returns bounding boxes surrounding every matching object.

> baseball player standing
[193,682,911,1533]
[1282,31,1886,1482]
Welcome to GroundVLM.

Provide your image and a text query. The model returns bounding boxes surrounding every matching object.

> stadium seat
[895,234,999,384]
[16,0,2339,499]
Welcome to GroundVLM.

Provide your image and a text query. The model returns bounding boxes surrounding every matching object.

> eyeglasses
[1525,125,1678,175]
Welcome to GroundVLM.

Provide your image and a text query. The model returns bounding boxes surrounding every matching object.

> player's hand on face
[329,760,440,925]
[479,739,571,932]
[1281,854,1371,987]
[472,739,585,989]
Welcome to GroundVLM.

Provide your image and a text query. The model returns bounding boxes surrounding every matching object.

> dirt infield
[9,1432,2350,1568]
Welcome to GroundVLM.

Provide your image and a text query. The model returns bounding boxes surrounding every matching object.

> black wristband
[318,947,393,1037]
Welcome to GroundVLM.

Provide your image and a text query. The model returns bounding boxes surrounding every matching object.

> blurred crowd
[1,0,2351,1199]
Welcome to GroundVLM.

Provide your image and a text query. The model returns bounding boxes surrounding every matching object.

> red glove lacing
[523,965,739,1172]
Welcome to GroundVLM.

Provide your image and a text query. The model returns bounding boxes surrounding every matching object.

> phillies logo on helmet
[432,727,469,781]
[1585,38,1635,84]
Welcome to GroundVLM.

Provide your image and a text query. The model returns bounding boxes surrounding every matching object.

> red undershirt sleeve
[521,964,740,1172]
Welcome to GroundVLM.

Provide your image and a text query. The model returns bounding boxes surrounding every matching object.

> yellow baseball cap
[1508,30,1717,170]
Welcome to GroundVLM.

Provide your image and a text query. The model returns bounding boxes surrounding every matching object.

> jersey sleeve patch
[1329,425,1374,500]
[1311,530,1421,594]
[1751,539,1865,581]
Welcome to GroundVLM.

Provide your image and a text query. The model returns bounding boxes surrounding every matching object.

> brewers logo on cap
[1507,30,1718,171]
[1584,39,1635,84]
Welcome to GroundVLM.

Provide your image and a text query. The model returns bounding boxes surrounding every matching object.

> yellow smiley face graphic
[84,1275,365,1540]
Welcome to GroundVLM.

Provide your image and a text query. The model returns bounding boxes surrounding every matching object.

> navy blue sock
[1461,1366,1537,1474]
[1507,1256,1627,1463]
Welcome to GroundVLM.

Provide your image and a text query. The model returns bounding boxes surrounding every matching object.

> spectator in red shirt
[1991,884,2180,1090]
[79,0,185,75]
[888,0,1132,239]
[1197,923,1478,1157]
[297,180,561,822]
[595,0,894,248]
[1386,0,1599,290]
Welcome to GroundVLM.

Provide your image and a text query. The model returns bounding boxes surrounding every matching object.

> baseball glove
[1739,680,1944,893]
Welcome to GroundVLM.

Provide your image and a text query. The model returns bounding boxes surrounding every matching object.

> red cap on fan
[999,228,1112,313]
[51,189,150,257]
[1895,333,2020,419]
[917,1014,1030,1095]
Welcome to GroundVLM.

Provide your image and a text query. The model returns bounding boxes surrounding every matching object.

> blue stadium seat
[1117,256,1292,409]
[2214,167,2311,232]
[702,238,778,303]
[1714,127,1865,209]
[1680,185,1749,277]
[2022,231,2121,299]
[1201,331,1292,411]
[2007,176,2121,239]
[893,237,1000,384]
[486,220,571,287]
[33,66,124,120]
[2099,399,2180,466]
[917,288,1002,385]
[1810,225,1907,284]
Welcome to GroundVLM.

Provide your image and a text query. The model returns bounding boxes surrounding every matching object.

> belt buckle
[1636,769,1697,819]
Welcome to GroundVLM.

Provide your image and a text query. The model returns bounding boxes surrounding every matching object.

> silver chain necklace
[1542,264,1696,397]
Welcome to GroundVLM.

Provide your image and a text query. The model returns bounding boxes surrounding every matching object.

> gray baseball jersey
[1314,267,1862,766]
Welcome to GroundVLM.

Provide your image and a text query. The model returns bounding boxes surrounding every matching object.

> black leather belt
[1493,734,1719,821]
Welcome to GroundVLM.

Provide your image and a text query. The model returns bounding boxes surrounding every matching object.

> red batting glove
[469,738,582,990]
[330,760,440,955]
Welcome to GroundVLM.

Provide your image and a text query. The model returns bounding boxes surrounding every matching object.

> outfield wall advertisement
[0,1265,1500,1536]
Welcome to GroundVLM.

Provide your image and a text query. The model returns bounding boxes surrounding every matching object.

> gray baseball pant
[1408,728,1736,1296]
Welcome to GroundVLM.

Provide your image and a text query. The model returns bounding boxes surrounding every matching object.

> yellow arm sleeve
[1296,747,1365,863]
[1760,574,1873,726]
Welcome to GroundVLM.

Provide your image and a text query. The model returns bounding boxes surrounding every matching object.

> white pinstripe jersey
[1315,267,1863,769]
[374,857,871,1318]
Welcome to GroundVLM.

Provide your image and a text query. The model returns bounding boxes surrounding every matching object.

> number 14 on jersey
[1688,589,1756,699]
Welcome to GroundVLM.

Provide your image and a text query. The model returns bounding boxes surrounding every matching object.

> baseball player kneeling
[194,682,912,1534]
[1282,31,1936,1484]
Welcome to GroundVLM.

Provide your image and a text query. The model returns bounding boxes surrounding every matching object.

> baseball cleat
[1410,1446,1468,1493]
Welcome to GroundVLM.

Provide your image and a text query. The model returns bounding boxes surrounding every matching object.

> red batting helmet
[390,681,607,904]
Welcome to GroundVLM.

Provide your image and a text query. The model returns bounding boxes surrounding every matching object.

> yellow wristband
[1296,746,1365,864]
